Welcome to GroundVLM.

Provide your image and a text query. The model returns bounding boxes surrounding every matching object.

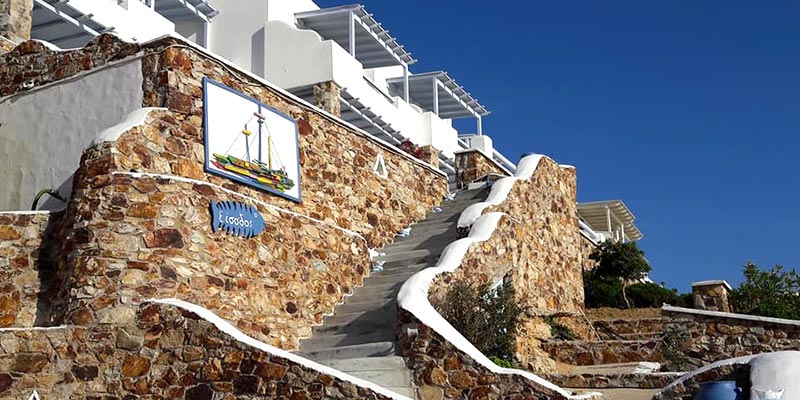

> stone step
[315,311,396,335]
[382,249,436,263]
[335,298,396,315]
[299,329,396,351]
[298,341,396,360]
[363,268,425,285]
[319,356,407,372]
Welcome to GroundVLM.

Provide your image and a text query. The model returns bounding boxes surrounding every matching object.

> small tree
[589,241,651,309]
[729,263,800,319]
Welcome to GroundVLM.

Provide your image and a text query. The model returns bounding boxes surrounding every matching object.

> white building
[28,0,516,185]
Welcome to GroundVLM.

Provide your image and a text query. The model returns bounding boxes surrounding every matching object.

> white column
[432,79,439,115]
[348,11,356,57]
[476,115,483,135]
[403,64,409,102]
[606,206,612,233]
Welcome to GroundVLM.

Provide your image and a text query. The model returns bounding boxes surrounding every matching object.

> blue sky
[317,1,800,292]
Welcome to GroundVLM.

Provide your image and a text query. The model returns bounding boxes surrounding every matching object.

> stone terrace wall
[397,308,568,400]
[663,307,800,364]
[0,302,392,399]
[136,38,447,248]
[454,149,510,189]
[430,157,586,372]
[0,211,62,328]
[0,36,447,248]
[51,137,371,349]
[0,35,446,349]
[542,339,663,366]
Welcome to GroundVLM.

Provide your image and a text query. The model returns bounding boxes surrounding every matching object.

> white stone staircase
[294,188,489,398]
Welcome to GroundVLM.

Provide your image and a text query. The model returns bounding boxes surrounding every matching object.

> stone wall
[0,35,447,351]
[454,149,510,189]
[430,157,587,372]
[0,0,31,44]
[541,339,663,366]
[0,301,393,399]
[663,307,800,365]
[691,281,731,312]
[397,308,569,400]
[53,153,371,349]
[0,211,61,328]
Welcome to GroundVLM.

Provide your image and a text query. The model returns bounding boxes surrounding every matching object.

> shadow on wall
[251,27,265,77]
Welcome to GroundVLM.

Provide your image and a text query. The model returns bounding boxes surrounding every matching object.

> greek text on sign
[210,200,266,238]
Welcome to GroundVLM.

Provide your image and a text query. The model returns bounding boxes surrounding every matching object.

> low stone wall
[663,306,800,364]
[545,372,680,390]
[0,302,393,399]
[454,149,510,189]
[586,307,662,321]
[593,318,663,340]
[542,339,663,366]
[430,157,587,372]
[0,212,60,327]
[397,308,569,400]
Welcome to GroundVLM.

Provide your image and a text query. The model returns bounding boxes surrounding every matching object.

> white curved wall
[0,60,144,211]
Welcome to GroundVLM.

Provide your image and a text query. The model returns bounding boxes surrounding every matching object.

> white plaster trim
[31,39,65,51]
[0,325,69,332]
[0,209,59,215]
[457,154,544,228]
[662,305,800,327]
[657,355,755,394]
[111,172,366,241]
[397,153,599,400]
[690,280,732,291]
[148,298,413,400]
[92,107,166,145]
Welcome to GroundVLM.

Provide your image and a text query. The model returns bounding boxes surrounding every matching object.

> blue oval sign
[210,200,266,238]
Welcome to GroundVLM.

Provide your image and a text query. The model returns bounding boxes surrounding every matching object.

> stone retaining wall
[54,159,371,349]
[0,212,61,328]
[430,157,587,372]
[397,308,569,400]
[663,307,800,364]
[542,339,663,366]
[454,149,510,189]
[0,35,447,351]
[545,372,680,390]
[653,362,749,400]
[0,302,393,399]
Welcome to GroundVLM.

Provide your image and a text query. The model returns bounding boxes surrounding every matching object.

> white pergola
[386,71,490,134]
[578,200,643,242]
[30,0,218,48]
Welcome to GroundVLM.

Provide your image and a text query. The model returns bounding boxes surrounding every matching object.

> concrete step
[347,282,403,298]
[364,269,425,285]
[335,298,396,315]
[383,235,457,253]
[344,368,412,387]
[299,329,396,351]
[315,311,396,335]
[319,355,407,372]
[382,249,436,263]
[381,255,438,270]
[386,387,416,398]
[298,341,396,360]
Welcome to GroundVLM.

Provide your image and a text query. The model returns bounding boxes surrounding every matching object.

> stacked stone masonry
[453,150,510,189]
[0,0,31,44]
[0,35,446,351]
[541,339,664,366]
[397,308,569,400]
[663,308,800,364]
[430,157,587,373]
[0,302,392,399]
[0,212,60,328]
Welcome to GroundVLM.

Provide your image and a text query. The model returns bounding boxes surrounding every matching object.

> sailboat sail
[211,110,296,193]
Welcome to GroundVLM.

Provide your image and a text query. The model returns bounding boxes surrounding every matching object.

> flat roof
[295,4,415,68]
[386,71,489,118]
[578,200,643,241]
[154,0,219,22]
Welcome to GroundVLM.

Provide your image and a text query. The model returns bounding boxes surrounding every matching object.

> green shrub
[543,316,577,340]
[627,282,679,308]
[730,263,800,319]
[434,280,524,364]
